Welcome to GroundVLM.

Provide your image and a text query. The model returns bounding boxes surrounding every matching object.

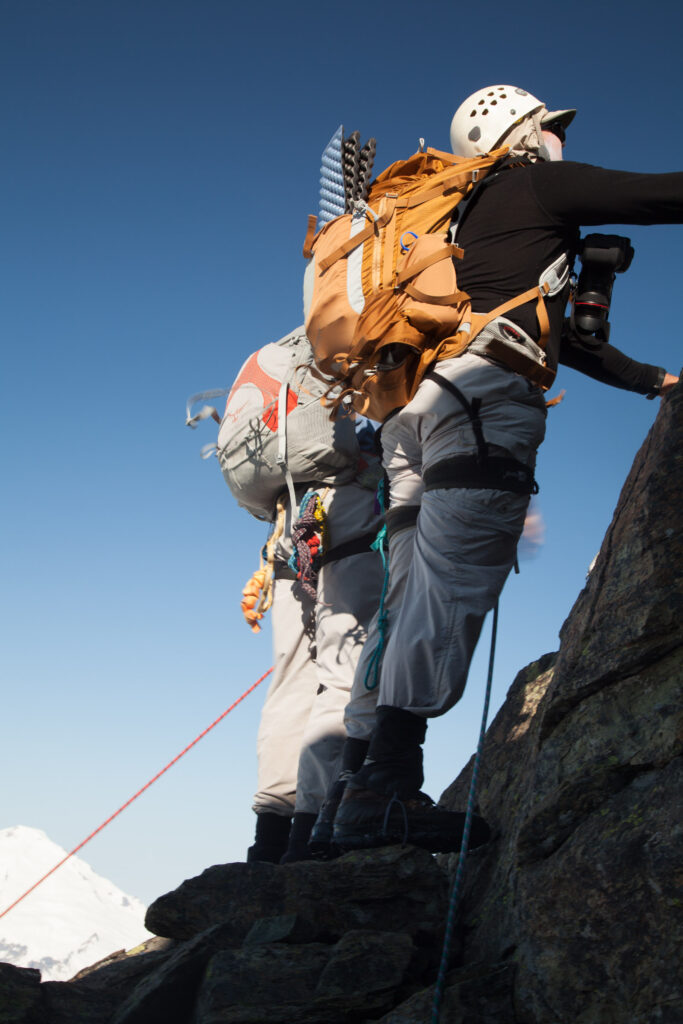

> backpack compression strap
[320,530,382,566]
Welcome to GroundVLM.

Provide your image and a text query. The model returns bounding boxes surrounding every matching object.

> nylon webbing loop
[384,504,420,540]
[423,455,538,496]
[320,530,381,567]
[273,562,298,581]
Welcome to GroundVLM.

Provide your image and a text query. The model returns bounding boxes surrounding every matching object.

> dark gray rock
[111,923,239,1024]
[195,942,331,1023]
[68,936,175,981]
[194,930,415,1024]
[514,757,683,1022]
[146,845,447,947]
[440,653,559,964]
[0,964,42,1024]
[40,940,175,1024]
[438,382,683,1020]
[372,961,517,1023]
[542,379,683,735]
[242,913,316,946]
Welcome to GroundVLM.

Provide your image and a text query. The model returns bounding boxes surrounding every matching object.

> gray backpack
[211,327,359,521]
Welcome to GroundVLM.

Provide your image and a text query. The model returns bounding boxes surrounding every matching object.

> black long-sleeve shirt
[456,160,683,392]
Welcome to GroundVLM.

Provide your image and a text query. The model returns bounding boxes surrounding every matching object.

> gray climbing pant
[344,530,421,740]
[252,482,383,816]
[361,352,547,718]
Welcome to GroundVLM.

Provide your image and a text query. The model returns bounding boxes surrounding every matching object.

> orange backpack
[303,143,555,421]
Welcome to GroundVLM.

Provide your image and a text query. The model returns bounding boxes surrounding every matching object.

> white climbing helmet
[450,85,575,157]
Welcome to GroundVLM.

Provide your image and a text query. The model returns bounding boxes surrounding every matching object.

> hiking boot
[308,737,370,859]
[331,706,490,853]
[246,811,292,864]
[279,812,317,864]
[308,779,346,858]
[332,782,491,854]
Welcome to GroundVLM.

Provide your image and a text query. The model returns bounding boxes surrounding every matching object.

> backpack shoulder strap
[451,155,530,240]
[276,330,311,515]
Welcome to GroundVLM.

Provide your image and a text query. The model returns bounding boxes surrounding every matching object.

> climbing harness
[320,530,381,567]
[431,601,499,1024]
[384,504,420,540]
[425,371,539,495]
[424,455,538,495]
[0,666,273,921]
[243,482,381,628]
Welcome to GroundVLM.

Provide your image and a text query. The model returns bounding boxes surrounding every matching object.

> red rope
[0,667,273,920]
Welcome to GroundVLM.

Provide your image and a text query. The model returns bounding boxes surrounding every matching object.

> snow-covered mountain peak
[0,824,152,981]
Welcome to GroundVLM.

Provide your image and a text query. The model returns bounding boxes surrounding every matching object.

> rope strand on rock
[431,601,498,1023]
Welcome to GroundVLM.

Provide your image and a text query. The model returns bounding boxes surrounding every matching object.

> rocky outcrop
[441,378,683,1022]
[1,383,680,1022]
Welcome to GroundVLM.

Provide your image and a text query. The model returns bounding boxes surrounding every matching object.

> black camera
[571,233,634,345]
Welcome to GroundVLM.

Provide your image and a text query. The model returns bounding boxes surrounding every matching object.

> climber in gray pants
[249,475,384,863]
[331,84,680,853]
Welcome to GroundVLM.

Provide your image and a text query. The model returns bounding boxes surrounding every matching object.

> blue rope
[363,524,389,691]
[431,600,499,1024]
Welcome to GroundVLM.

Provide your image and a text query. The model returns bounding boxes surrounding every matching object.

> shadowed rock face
[1,384,680,1023]
[145,843,448,946]
[441,380,683,1022]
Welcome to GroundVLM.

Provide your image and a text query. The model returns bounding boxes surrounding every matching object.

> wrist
[645,366,667,400]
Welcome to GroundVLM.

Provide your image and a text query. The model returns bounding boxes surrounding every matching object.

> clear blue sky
[2,0,681,908]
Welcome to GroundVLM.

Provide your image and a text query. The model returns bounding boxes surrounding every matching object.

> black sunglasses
[544,120,566,145]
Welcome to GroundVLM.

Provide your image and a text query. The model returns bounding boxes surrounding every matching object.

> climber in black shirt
[330,84,680,854]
